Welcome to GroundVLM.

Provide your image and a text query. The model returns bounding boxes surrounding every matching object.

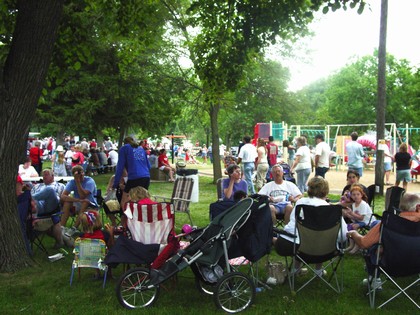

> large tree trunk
[210,103,222,183]
[0,0,64,272]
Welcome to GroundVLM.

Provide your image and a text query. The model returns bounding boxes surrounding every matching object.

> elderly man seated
[347,193,420,289]
[31,169,65,249]
[60,165,99,231]
[258,164,302,225]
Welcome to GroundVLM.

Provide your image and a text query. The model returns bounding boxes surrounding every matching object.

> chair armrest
[153,195,172,203]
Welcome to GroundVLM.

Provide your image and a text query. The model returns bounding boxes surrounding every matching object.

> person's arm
[74,174,92,200]
[290,155,301,172]
[223,178,235,200]
[347,223,380,249]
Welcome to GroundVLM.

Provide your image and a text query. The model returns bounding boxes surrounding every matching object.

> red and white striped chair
[124,202,176,256]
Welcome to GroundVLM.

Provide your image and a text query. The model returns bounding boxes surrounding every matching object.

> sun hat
[56,145,64,152]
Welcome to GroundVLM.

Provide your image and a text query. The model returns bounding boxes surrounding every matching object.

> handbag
[104,189,120,212]
[266,261,286,285]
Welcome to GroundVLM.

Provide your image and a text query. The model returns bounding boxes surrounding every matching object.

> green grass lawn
[1,170,417,314]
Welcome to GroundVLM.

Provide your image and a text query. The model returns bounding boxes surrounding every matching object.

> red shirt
[266,142,278,166]
[29,147,42,165]
[158,154,169,168]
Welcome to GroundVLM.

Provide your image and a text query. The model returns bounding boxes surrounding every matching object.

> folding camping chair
[385,186,405,212]
[105,202,177,268]
[286,204,345,293]
[70,237,108,288]
[154,177,194,225]
[367,211,420,309]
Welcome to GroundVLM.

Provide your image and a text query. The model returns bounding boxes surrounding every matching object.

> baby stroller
[280,162,295,184]
[115,195,272,313]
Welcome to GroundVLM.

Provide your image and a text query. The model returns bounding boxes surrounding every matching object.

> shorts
[272,201,291,215]
[124,177,150,193]
[159,166,167,171]
[384,162,392,172]
[396,169,411,182]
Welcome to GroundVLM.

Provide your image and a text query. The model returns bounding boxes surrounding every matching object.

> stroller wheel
[116,267,159,309]
[214,272,255,313]
[195,276,215,295]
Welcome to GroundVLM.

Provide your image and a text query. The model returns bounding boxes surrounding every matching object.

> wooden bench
[150,168,168,181]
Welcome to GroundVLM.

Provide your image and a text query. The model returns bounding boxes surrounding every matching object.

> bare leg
[51,223,64,246]
[60,201,72,226]
[284,205,293,225]
[270,205,277,226]
[120,191,129,213]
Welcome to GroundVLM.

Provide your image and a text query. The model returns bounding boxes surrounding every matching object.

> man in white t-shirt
[237,136,257,194]
[314,134,331,178]
[259,164,302,225]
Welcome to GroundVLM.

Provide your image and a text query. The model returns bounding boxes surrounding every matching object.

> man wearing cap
[258,164,302,225]
[314,134,331,178]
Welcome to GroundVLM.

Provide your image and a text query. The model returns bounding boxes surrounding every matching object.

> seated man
[347,193,420,288]
[30,169,65,249]
[158,149,175,182]
[258,164,302,225]
[60,165,99,230]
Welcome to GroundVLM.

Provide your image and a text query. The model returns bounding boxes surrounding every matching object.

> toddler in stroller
[115,195,272,313]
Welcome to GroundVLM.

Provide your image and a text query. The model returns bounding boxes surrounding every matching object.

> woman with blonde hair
[255,138,269,191]
[394,142,412,190]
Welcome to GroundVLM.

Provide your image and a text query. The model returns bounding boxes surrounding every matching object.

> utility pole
[375,0,388,196]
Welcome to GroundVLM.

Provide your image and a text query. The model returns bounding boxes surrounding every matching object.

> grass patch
[3,171,417,314]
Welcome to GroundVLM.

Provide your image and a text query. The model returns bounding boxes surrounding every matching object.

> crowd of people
[16,132,420,294]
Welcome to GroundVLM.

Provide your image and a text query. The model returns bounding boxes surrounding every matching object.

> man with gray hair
[31,169,66,248]
[258,164,302,225]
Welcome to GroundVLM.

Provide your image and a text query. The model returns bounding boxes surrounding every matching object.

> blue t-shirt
[346,141,364,168]
[222,178,248,201]
[114,144,151,188]
[65,176,98,208]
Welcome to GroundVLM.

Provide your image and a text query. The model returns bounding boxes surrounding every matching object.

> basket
[104,190,120,212]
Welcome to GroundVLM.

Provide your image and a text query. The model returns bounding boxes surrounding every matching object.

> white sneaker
[363,277,382,291]
[315,269,327,277]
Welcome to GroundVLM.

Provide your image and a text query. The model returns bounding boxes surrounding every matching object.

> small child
[343,185,372,254]
[128,186,157,205]
[77,211,114,278]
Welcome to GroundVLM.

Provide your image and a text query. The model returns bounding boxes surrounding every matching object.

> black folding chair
[385,186,405,212]
[287,204,345,293]
[367,211,420,309]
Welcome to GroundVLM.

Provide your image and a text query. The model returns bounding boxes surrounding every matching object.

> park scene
[1,0,420,314]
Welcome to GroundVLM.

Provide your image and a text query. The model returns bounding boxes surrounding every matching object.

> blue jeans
[296,168,311,193]
[32,186,60,216]
[243,162,255,194]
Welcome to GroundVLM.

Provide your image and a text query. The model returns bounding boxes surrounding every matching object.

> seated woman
[158,149,175,182]
[222,164,248,201]
[340,170,369,206]
[18,157,39,178]
[274,177,348,277]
